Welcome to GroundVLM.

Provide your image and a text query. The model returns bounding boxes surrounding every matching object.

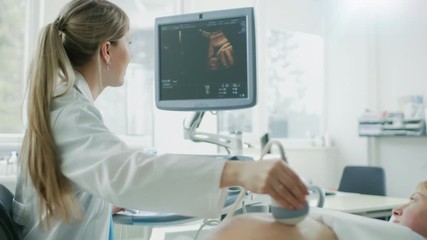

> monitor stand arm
[183,111,243,155]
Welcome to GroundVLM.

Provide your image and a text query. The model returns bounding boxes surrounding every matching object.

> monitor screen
[155,7,256,111]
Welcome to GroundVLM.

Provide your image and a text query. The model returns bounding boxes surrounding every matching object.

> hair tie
[54,18,65,32]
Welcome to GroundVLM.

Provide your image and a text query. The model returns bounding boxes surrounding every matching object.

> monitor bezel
[154,7,257,111]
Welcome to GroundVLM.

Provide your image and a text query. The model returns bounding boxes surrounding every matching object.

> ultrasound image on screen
[159,17,248,101]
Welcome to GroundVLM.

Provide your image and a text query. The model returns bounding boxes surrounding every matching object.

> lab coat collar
[73,70,95,104]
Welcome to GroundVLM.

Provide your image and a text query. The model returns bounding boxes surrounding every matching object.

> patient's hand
[203,213,337,240]
[112,206,125,214]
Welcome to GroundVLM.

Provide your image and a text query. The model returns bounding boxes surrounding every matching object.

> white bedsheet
[310,208,426,240]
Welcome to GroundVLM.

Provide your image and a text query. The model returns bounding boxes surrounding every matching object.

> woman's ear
[100,41,111,64]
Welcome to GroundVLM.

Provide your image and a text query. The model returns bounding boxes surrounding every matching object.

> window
[95,0,180,147]
[0,0,28,134]
[0,0,178,150]
[218,15,325,146]
[265,29,324,139]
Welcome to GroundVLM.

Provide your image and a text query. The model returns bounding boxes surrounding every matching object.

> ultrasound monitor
[155,7,256,111]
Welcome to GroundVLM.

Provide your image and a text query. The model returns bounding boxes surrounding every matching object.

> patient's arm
[203,213,337,240]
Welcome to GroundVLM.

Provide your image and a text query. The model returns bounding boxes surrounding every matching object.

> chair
[0,184,20,240]
[338,166,386,196]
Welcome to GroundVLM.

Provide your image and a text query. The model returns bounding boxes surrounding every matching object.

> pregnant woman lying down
[204,180,427,240]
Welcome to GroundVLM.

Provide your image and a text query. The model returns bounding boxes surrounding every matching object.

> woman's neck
[75,63,104,100]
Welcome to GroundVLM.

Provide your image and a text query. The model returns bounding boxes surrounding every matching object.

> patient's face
[392,192,427,237]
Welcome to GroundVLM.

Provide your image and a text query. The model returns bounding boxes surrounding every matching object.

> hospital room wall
[369,1,427,197]
[324,0,375,181]
[325,0,427,197]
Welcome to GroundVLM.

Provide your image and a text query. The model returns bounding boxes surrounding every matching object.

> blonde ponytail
[21,0,129,226]
[22,22,78,226]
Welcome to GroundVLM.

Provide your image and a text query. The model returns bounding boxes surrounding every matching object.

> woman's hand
[221,160,308,210]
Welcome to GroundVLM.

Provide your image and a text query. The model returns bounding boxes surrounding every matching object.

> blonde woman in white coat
[13,1,308,239]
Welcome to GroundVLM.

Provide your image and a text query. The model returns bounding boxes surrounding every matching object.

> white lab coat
[13,72,228,240]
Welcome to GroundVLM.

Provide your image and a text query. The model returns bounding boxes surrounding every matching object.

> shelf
[359,134,427,137]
